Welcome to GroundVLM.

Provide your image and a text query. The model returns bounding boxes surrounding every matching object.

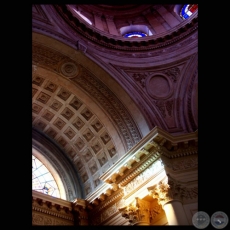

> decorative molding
[32,213,73,225]
[53,5,198,51]
[72,69,142,150]
[118,197,162,225]
[121,158,162,192]
[148,175,198,206]
[163,67,180,83]
[32,43,142,151]
[72,199,89,225]
[32,191,74,222]
[87,189,124,225]
[161,154,198,172]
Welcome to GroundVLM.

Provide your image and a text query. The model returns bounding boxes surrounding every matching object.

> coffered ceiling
[32,4,198,199]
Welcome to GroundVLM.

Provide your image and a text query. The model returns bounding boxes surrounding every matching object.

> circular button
[192,211,210,229]
[211,211,228,229]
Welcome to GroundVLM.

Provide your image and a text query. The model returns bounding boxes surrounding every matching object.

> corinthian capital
[148,182,171,206]
[118,198,151,225]
[148,174,196,206]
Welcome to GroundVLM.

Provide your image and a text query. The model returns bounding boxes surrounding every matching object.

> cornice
[100,127,197,182]
[53,5,198,52]
[85,127,197,208]
[87,188,124,213]
[32,190,73,221]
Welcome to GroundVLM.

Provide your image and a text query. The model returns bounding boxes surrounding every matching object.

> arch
[32,152,65,199]
[32,127,85,200]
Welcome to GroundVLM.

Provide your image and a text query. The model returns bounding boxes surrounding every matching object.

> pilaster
[72,199,88,225]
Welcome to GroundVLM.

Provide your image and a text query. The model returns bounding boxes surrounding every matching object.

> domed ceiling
[32,4,198,199]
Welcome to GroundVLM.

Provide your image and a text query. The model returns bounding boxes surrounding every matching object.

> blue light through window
[124,31,147,38]
[180,4,198,20]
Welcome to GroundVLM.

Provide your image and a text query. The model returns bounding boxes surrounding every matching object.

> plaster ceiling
[32,4,198,199]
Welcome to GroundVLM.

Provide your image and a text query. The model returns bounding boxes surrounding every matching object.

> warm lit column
[163,200,188,225]
[148,180,189,225]
[153,5,180,28]
[93,12,104,31]
[105,15,119,36]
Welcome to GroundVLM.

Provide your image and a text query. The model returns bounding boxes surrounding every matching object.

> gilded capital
[118,198,151,225]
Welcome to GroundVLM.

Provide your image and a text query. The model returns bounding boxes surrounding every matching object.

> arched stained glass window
[180,4,198,20]
[32,155,61,198]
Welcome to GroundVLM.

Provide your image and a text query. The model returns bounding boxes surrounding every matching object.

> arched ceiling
[32,4,198,199]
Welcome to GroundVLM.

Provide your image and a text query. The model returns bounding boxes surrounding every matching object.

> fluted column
[148,177,189,225]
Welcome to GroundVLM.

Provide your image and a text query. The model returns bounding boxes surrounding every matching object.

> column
[105,15,119,36]
[93,12,104,31]
[143,10,165,34]
[153,5,180,28]
[163,200,188,225]
[143,10,166,35]
[118,197,151,225]
[148,177,189,225]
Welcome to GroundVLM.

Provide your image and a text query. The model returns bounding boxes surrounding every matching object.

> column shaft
[163,200,189,225]
[156,6,180,28]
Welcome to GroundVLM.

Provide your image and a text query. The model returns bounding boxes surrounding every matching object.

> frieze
[88,188,124,214]
[117,152,161,187]
[100,204,117,222]
[122,159,163,195]
[87,31,197,60]
[162,155,198,171]
[32,213,73,225]
[160,145,198,159]
[32,203,74,221]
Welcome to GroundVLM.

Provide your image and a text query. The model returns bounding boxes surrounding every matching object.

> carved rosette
[59,61,82,79]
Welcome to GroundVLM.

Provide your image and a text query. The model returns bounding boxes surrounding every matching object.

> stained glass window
[32,155,61,198]
[124,31,147,38]
[180,4,198,20]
